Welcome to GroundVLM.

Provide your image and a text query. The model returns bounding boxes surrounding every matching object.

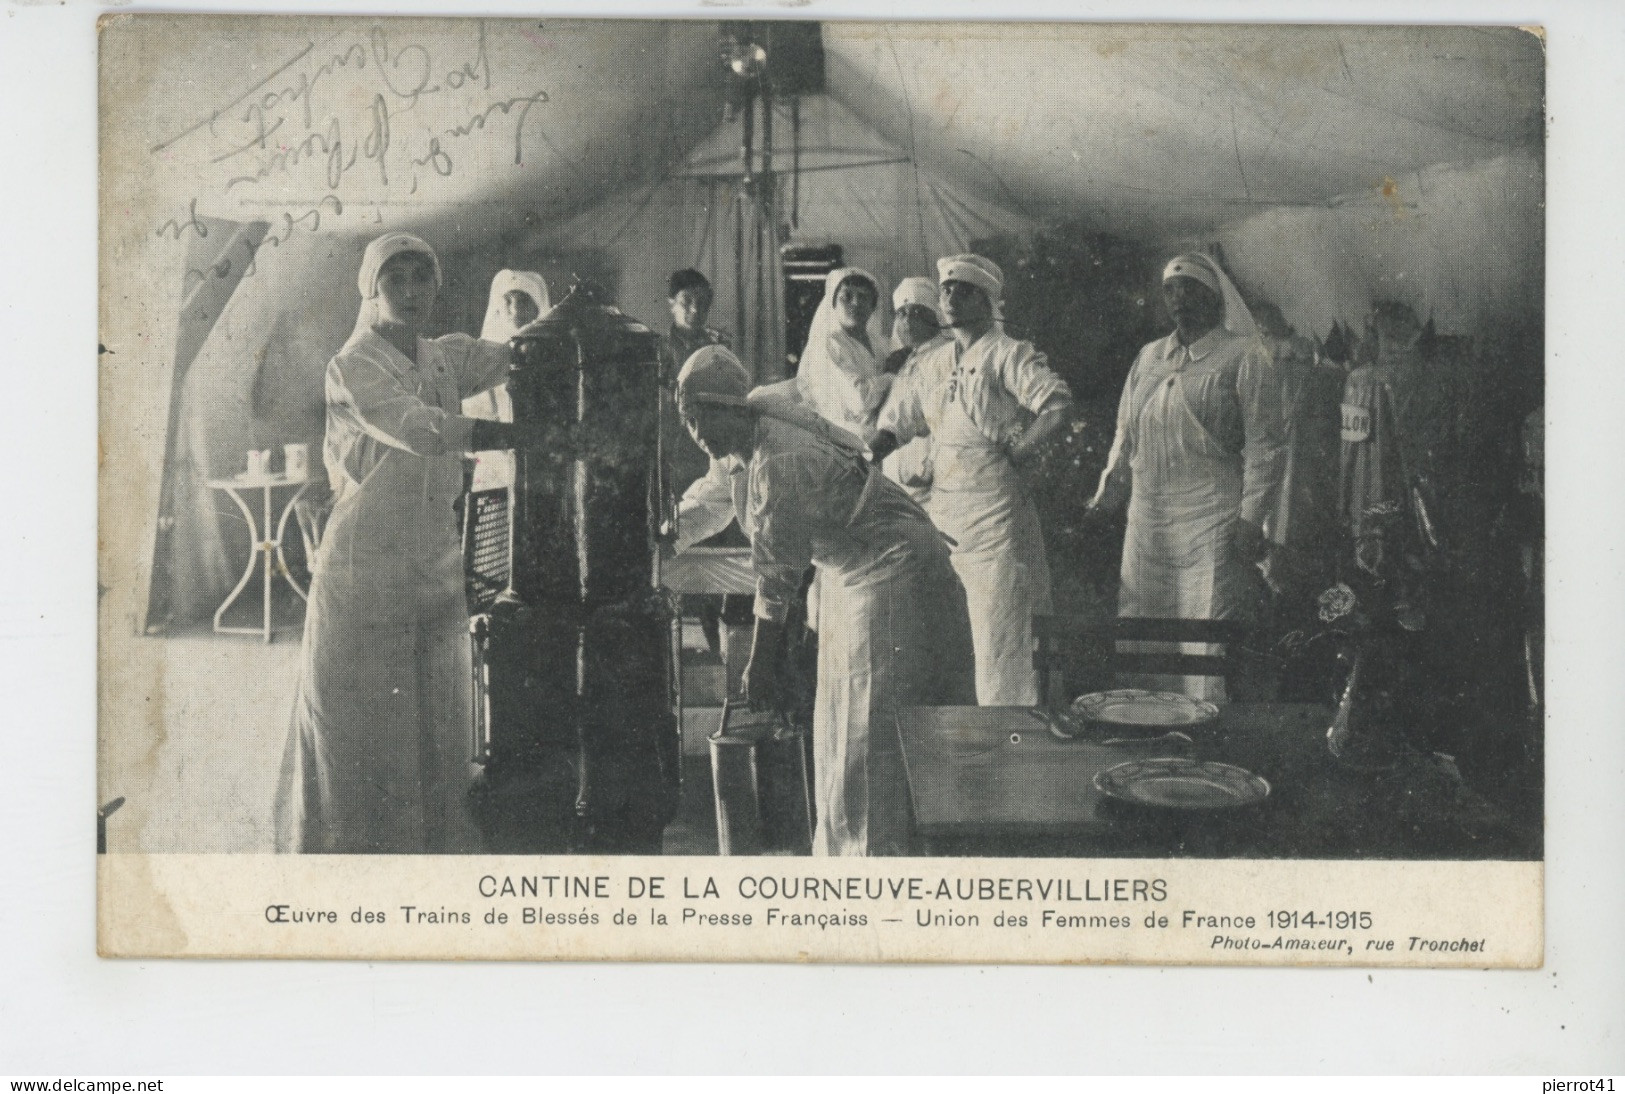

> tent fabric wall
[152,130,1543,630]
[109,18,734,629]
[165,233,368,623]
[112,19,728,245]
[101,244,188,641]
[145,217,268,626]
[1201,152,1544,341]
[823,23,1542,245]
[497,94,1034,381]
[123,26,1543,631]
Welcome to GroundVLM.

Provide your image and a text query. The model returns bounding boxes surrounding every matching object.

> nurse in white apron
[878,276,951,508]
[274,233,525,853]
[1088,253,1287,700]
[794,267,892,436]
[874,255,1072,706]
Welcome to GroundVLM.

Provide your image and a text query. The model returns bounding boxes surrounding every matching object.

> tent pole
[761,76,774,179]
[790,97,802,231]
[766,175,785,381]
[754,182,767,373]
[734,182,746,354]
[736,89,758,355]
[757,61,776,376]
[740,87,755,184]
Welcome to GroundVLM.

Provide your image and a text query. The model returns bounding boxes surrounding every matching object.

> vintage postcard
[98,15,1545,964]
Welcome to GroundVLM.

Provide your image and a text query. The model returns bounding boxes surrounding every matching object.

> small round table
[205,471,311,642]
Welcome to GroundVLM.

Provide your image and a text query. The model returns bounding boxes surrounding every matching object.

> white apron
[1118,372,1251,702]
[275,333,502,853]
[925,391,1052,707]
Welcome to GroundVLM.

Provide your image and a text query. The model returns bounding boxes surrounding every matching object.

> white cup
[246,449,270,476]
[284,443,309,481]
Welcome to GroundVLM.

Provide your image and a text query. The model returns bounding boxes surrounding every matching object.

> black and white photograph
[95,13,1548,964]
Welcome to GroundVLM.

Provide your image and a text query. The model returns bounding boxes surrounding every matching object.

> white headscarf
[1162,252,1259,339]
[890,276,945,351]
[892,276,941,317]
[676,344,753,414]
[349,232,442,342]
[796,267,888,432]
[479,269,551,343]
[936,253,1006,323]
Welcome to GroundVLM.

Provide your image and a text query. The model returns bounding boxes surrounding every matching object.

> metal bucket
[708,704,815,856]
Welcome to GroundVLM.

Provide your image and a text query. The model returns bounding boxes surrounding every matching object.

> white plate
[1070,689,1220,728]
[1093,758,1270,810]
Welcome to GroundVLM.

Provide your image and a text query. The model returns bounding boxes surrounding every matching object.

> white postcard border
[4,0,1620,1075]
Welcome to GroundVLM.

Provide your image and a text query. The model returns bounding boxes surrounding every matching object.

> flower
[1317,582,1357,623]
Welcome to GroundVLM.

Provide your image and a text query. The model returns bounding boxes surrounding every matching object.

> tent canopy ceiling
[120,18,1542,250]
[823,23,1544,241]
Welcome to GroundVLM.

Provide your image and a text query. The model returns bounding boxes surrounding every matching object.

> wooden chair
[1032,615,1251,707]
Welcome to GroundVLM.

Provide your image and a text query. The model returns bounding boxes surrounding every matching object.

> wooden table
[896,705,1537,859]
[660,546,754,599]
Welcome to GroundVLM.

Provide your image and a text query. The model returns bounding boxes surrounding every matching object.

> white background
[2,0,1621,1075]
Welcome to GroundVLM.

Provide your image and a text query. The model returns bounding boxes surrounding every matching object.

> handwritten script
[152,21,552,282]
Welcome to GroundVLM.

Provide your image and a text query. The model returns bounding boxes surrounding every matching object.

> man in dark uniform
[1338,301,1523,773]
[1256,302,1344,602]
[660,269,734,495]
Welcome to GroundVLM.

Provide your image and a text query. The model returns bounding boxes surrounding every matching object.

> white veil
[465,270,549,488]
[796,266,889,433]
[479,269,552,343]
[1162,253,1259,339]
[890,276,946,352]
[465,270,549,426]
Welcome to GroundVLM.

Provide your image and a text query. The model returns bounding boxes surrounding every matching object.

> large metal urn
[471,281,680,854]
